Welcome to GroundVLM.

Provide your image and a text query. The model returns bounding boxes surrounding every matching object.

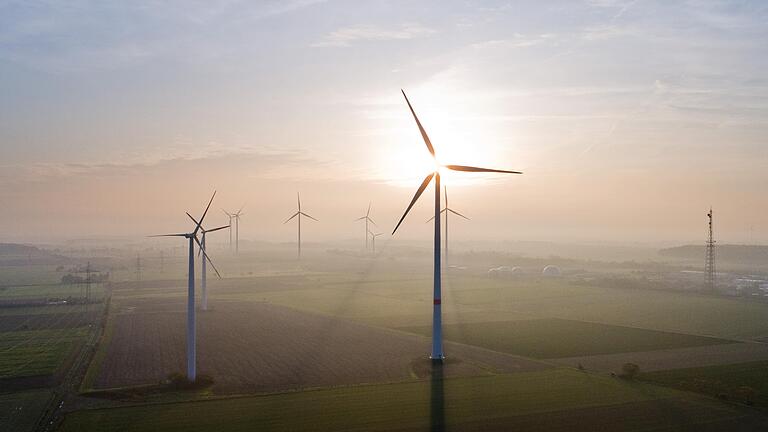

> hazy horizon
[2,0,766,245]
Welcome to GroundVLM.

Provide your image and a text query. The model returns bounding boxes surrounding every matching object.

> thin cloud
[311,23,436,47]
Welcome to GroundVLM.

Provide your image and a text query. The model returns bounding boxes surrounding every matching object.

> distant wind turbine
[427,186,469,260]
[223,206,244,253]
[392,90,522,361]
[150,191,222,381]
[284,193,317,259]
[222,210,234,251]
[369,231,384,254]
[355,202,377,252]
[186,214,228,311]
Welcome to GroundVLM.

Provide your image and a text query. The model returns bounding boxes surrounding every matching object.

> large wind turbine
[150,192,221,381]
[392,90,522,361]
[284,193,318,259]
[355,202,376,252]
[427,186,469,260]
[186,214,228,311]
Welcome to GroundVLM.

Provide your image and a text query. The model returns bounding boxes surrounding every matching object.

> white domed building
[542,265,561,277]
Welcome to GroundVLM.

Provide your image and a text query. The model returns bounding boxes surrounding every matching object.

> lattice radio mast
[705,207,716,291]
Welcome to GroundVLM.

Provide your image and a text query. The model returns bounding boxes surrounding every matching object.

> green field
[59,368,754,432]
[400,318,734,359]
[0,283,103,301]
[232,276,768,340]
[0,389,52,432]
[0,328,87,379]
[642,361,768,407]
[0,266,68,286]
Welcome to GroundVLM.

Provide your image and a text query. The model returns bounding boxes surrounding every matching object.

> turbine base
[430,355,445,364]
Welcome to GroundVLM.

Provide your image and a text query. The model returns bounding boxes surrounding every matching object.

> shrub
[620,363,640,379]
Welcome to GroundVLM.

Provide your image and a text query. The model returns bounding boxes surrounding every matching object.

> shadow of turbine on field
[431,361,446,432]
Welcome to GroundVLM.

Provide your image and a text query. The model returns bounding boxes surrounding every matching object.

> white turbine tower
[151,192,221,381]
[284,192,318,259]
[222,210,234,251]
[392,90,522,362]
[355,202,376,252]
[223,206,244,254]
[427,186,469,261]
[186,214,228,311]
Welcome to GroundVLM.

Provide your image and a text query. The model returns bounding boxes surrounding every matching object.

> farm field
[0,327,88,380]
[641,360,768,408]
[399,318,734,359]
[59,368,768,431]
[91,297,548,393]
[554,342,768,374]
[0,311,99,332]
[0,265,68,286]
[0,389,53,432]
[231,274,768,340]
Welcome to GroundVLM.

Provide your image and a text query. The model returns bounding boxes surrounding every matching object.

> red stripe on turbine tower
[434,299,441,305]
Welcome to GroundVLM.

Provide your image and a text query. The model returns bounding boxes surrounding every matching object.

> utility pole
[705,208,716,292]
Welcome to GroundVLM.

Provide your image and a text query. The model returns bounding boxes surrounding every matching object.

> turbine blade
[444,165,522,174]
[392,172,435,235]
[284,212,300,224]
[448,208,470,220]
[194,235,221,278]
[187,212,202,229]
[425,215,435,223]
[300,212,318,222]
[297,192,301,212]
[367,217,377,226]
[222,209,232,217]
[366,202,371,217]
[355,216,367,221]
[237,204,245,214]
[401,90,436,157]
[194,191,216,235]
[206,224,230,233]
[148,233,188,237]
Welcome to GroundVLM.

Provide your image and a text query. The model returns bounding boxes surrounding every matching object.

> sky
[0,0,766,246]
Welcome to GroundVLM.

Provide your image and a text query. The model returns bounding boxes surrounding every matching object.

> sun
[373,89,507,187]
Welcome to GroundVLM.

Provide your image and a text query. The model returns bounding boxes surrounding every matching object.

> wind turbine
[223,206,244,254]
[222,210,234,251]
[186,214,228,311]
[369,230,384,254]
[284,193,318,259]
[355,202,377,252]
[427,186,469,260]
[392,90,522,361]
[150,191,221,382]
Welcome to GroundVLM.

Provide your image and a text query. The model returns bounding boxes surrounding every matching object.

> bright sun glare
[375,88,509,188]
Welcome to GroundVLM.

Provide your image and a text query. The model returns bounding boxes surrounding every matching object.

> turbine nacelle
[392,91,522,235]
